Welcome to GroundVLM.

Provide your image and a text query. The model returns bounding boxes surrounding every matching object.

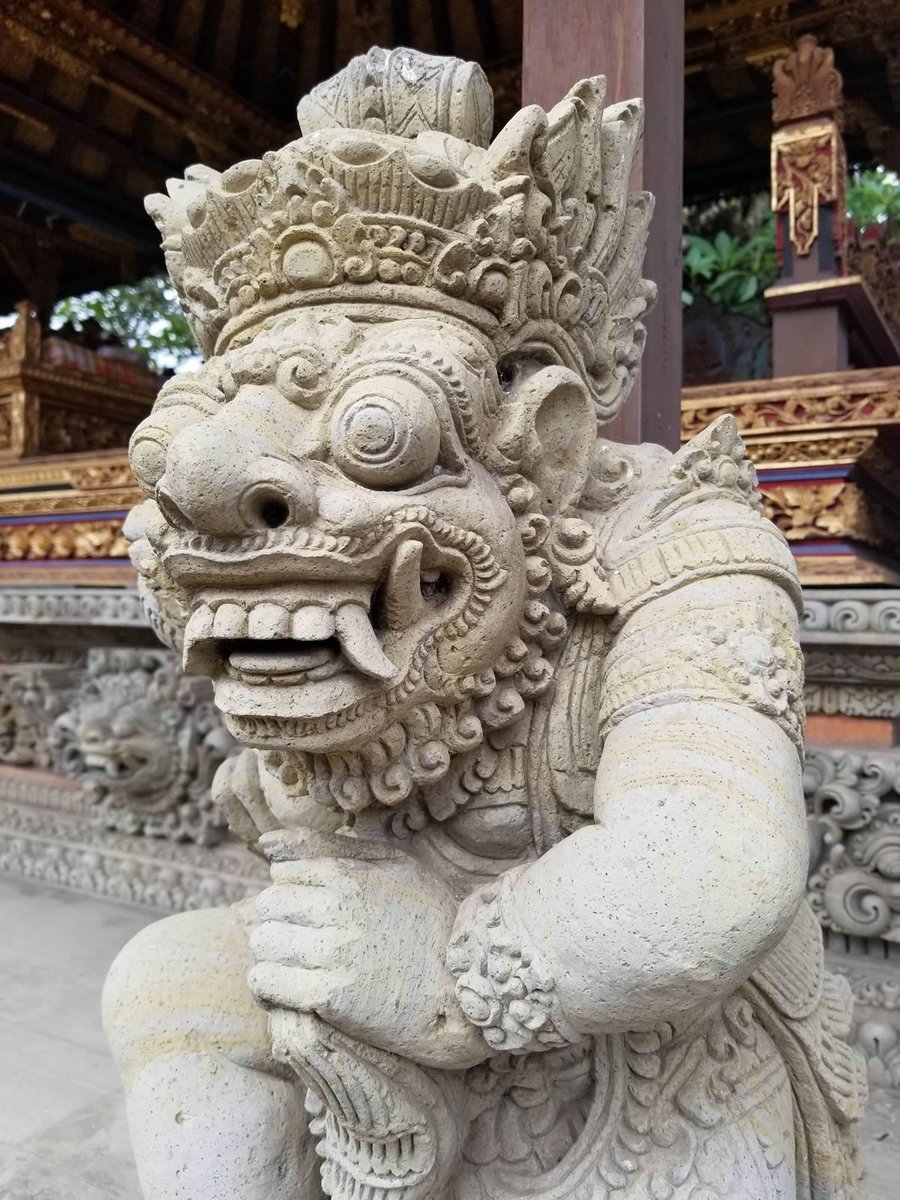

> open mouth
[221,637,342,684]
[83,750,145,780]
[181,538,461,702]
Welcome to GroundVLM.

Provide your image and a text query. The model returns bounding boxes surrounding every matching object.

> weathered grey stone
[806,745,900,944]
[0,587,149,629]
[104,46,866,1200]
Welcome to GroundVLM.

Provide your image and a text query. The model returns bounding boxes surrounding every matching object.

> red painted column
[522,0,684,449]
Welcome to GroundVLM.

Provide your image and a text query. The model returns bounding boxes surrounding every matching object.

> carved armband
[591,426,806,754]
[599,603,806,754]
[447,867,581,1054]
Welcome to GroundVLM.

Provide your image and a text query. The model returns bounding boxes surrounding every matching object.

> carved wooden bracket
[771,36,848,267]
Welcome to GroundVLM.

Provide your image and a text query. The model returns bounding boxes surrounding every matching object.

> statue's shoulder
[596,413,765,535]
[547,415,801,623]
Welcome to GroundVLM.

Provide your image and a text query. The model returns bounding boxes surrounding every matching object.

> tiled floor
[0,876,153,1199]
[0,874,898,1199]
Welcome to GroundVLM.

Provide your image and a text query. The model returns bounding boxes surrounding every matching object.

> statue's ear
[495,366,595,514]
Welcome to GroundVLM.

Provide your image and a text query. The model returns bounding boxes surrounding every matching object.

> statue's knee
[103,904,273,1090]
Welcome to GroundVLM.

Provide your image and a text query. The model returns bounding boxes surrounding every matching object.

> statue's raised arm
[104,47,866,1200]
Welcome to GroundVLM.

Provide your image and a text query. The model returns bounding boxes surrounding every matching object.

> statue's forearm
[449,700,807,1047]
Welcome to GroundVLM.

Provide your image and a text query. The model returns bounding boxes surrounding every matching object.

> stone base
[0,765,267,912]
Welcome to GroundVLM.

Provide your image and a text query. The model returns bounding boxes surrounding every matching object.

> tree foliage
[51,275,196,373]
[682,198,778,321]
[683,168,900,319]
[846,166,900,245]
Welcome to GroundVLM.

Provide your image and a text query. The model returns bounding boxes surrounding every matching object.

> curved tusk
[334,604,397,681]
[385,539,426,630]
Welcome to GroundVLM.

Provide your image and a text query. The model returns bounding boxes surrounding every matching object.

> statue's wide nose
[156,422,316,536]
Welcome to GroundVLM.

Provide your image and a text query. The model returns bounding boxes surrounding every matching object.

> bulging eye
[331,379,441,488]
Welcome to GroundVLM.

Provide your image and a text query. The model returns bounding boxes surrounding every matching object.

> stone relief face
[68,694,176,801]
[54,673,183,811]
[127,309,585,797]
[51,649,233,842]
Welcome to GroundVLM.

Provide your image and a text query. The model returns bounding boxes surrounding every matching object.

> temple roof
[1,0,898,310]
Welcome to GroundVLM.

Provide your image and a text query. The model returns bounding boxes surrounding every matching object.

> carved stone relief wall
[836,957,900,1090]
[0,588,257,911]
[0,783,266,912]
[806,745,900,943]
[801,591,900,637]
[0,598,235,847]
[800,585,900,1093]
[0,661,81,768]
[805,650,900,718]
[51,648,234,845]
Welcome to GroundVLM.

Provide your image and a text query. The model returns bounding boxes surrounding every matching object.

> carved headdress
[147,46,654,424]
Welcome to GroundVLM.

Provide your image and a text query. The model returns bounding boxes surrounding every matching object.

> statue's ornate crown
[148,46,655,423]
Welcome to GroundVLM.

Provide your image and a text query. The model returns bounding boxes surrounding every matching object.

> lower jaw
[212,673,407,752]
[222,708,396,753]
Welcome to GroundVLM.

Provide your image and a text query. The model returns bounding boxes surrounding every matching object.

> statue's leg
[103,903,320,1200]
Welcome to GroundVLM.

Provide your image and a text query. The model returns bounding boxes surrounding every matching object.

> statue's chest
[405,738,538,883]
[443,736,534,860]
[404,667,601,874]
[442,788,534,859]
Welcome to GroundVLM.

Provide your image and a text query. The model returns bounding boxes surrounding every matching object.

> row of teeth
[322,1160,419,1200]
[326,1125,424,1180]
[182,541,443,685]
[170,528,368,555]
[188,601,335,643]
[184,600,397,681]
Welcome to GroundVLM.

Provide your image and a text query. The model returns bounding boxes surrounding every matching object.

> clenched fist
[248,829,485,1070]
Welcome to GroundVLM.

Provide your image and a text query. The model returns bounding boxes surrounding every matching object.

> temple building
[0,2,899,1195]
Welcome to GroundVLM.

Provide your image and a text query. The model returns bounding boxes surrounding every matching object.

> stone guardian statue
[103,46,867,1200]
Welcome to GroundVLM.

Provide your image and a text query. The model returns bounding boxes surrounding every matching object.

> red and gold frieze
[0,306,155,461]
[0,304,152,585]
[0,450,141,519]
[0,449,138,585]
[682,366,900,441]
[772,120,846,259]
[0,519,128,561]
[683,365,900,585]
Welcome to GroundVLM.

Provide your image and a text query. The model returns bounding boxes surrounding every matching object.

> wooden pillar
[768,37,850,377]
[522,0,684,449]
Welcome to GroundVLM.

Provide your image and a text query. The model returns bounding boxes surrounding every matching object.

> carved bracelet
[447,866,582,1054]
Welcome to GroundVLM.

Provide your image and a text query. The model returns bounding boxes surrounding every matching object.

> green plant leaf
[51,275,197,373]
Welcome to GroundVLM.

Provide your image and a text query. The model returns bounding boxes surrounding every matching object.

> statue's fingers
[256,883,340,926]
[260,827,402,865]
[250,921,344,969]
[269,856,362,889]
[248,961,345,1014]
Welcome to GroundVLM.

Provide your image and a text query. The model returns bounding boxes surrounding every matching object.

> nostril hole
[258,497,290,529]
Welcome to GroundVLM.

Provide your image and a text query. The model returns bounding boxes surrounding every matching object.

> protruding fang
[183,604,215,671]
[293,606,336,641]
[249,602,290,639]
[335,604,397,681]
[384,540,426,630]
